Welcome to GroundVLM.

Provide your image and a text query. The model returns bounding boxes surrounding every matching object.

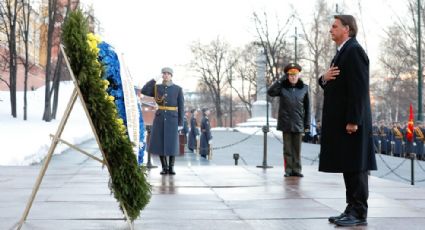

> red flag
[407,103,414,142]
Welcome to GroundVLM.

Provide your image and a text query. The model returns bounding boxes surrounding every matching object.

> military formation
[373,120,425,160]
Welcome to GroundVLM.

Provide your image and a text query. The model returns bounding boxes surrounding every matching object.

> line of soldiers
[373,120,425,160]
[180,108,212,159]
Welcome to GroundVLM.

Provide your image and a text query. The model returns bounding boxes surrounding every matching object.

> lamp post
[256,49,272,169]
[418,0,423,121]
[229,67,233,127]
[294,26,298,63]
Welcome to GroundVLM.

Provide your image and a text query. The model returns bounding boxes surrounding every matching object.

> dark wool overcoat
[187,116,199,150]
[318,38,377,173]
[199,115,212,157]
[141,79,184,156]
[267,78,310,133]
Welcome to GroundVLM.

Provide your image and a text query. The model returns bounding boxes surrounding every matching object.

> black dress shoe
[334,215,367,226]
[328,213,347,223]
[292,172,304,177]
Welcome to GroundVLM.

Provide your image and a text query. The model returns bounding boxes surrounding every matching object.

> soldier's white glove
[208,140,212,145]
[196,135,200,140]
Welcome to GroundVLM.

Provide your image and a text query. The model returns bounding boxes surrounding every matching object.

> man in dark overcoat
[318,15,377,227]
[141,67,184,175]
[267,63,310,177]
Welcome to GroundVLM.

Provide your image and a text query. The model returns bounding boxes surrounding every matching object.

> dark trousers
[282,133,303,174]
[343,171,369,219]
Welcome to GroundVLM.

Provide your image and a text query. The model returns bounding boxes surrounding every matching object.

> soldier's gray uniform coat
[188,116,199,151]
[199,115,212,157]
[141,79,184,156]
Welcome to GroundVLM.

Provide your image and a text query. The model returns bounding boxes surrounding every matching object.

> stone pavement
[2,129,425,229]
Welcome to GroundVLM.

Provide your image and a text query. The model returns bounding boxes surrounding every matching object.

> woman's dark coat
[141,79,184,156]
[318,38,377,173]
[267,78,310,133]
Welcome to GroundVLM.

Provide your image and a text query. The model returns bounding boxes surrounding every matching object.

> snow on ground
[0,81,281,166]
[0,81,92,166]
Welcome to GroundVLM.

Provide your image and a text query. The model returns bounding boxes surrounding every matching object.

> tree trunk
[51,54,63,118]
[42,0,58,122]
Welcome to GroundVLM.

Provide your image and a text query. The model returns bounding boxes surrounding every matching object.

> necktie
[331,49,340,65]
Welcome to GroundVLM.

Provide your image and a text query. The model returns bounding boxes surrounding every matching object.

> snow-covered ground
[0,81,92,166]
[0,81,281,166]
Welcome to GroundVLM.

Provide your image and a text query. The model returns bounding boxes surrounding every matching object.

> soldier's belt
[158,106,178,111]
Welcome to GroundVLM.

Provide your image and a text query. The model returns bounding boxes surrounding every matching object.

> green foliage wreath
[61,10,151,221]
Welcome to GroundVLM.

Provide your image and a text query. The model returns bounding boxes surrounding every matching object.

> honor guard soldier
[187,109,200,153]
[390,122,403,157]
[372,121,379,153]
[199,108,212,159]
[414,121,425,160]
[378,120,390,154]
[141,67,184,175]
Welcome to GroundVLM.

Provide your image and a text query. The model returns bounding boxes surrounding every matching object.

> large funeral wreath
[61,10,151,221]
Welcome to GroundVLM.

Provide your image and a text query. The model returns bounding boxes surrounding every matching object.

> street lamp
[417,0,423,121]
[294,26,298,63]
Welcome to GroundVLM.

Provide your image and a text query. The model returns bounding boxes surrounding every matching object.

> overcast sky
[81,0,406,90]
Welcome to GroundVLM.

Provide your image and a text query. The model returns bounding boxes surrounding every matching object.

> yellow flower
[103,80,109,90]
[87,33,101,54]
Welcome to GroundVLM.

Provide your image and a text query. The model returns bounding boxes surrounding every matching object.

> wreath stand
[16,45,134,230]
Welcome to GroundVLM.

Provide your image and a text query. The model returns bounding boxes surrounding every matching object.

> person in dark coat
[378,120,390,154]
[414,121,425,160]
[390,122,403,157]
[141,67,184,175]
[187,109,200,153]
[267,63,310,177]
[318,15,377,227]
[180,111,189,145]
[199,108,212,158]
[372,121,379,153]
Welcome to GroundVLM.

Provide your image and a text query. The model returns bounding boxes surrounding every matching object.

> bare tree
[190,37,236,127]
[18,0,32,120]
[41,0,58,121]
[42,0,78,121]
[251,11,295,118]
[231,44,257,117]
[374,0,424,122]
[297,0,334,120]
[251,11,295,82]
[0,0,19,117]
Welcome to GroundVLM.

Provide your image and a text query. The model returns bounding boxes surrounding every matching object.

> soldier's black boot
[159,156,168,175]
[168,156,176,175]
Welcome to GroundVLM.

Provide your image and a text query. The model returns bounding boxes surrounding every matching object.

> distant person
[267,62,310,177]
[187,109,200,153]
[378,120,390,154]
[414,121,425,160]
[141,67,184,175]
[199,108,212,158]
[318,15,377,227]
[390,122,403,157]
[372,121,379,153]
[179,111,190,151]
